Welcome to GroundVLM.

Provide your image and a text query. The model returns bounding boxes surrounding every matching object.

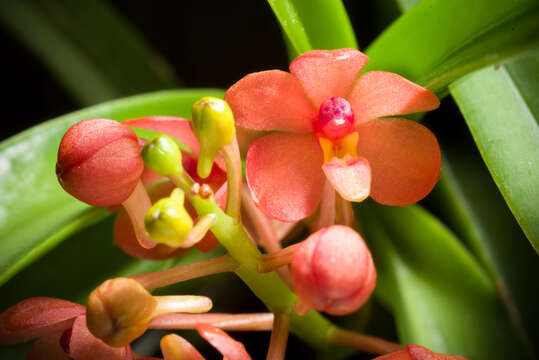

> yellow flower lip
[318,131,359,163]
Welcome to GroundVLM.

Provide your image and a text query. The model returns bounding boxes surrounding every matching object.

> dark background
[0,1,395,141]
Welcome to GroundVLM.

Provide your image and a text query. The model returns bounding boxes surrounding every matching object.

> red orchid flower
[114,116,227,259]
[373,344,468,360]
[225,48,441,222]
[0,297,131,360]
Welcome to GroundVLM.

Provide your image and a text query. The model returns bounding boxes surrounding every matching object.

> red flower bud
[56,118,144,207]
[291,225,376,315]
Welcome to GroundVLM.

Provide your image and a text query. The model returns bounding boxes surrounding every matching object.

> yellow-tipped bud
[87,278,157,347]
[191,97,235,178]
[141,134,183,176]
[145,189,194,247]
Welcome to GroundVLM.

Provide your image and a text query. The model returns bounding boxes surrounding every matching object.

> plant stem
[181,213,217,248]
[218,137,242,223]
[266,312,291,360]
[242,187,292,286]
[315,180,336,230]
[153,296,212,317]
[258,243,301,273]
[131,254,238,291]
[328,327,405,354]
[149,313,274,331]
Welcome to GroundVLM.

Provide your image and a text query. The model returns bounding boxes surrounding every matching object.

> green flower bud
[144,189,193,247]
[141,134,183,176]
[191,97,236,178]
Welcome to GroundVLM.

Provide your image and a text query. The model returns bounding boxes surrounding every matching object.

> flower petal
[161,334,205,360]
[322,156,371,202]
[348,71,440,124]
[0,297,85,344]
[407,344,468,360]
[196,324,252,360]
[124,116,200,155]
[246,133,325,222]
[225,70,316,132]
[69,316,129,360]
[26,333,71,360]
[356,118,441,206]
[290,49,369,109]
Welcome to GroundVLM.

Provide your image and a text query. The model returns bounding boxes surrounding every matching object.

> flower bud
[56,118,144,207]
[141,134,183,176]
[291,225,376,315]
[191,97,236,178]
[86,278,156,347]
[144,189,194,247]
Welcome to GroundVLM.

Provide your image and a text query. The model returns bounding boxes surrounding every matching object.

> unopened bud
[191,97,235,178]
[141,134,183,176]
[86,278,156,347]
[291,225,376,315]
[56,118,143,206]
[144,189,193,247]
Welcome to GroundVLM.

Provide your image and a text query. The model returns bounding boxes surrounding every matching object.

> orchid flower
[373,344,468,360]
[225,48,441,222]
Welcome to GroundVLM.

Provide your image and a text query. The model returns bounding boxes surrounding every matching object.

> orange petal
[407,344,469,360]
[161,334,205,360]
[69,316,129,360]
[246,133,325,222]
[348,71,440,124]
[26,333,71,360]
[124,116,200,155]
[196,324,252,360]
[225,70,316,132]
[356,118,441,206]
[290,49,369,109]
[0,297,85,345]
[322,156,371,202]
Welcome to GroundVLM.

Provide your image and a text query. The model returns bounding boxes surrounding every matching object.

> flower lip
[315,97,354,140]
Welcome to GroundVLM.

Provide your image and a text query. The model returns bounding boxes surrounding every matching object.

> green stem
[219,138,243,223]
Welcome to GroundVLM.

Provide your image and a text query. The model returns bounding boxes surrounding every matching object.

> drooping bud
[160,334,205,360]
[141,134,183,176]
[191,97,236,179]
[87,278,212,347]
[144,188,194,247]
[373,344,468,360]
[87,278,157,347]
[291,225,376,315]
[56,118,144,206]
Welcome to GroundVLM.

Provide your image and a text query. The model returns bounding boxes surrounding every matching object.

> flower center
[315,97,355,140]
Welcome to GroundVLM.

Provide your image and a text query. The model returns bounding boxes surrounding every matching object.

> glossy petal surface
[0,297,85,344]
[246,133,324,222]
[290,48,369,109]
[196,324,252,360]
[408,344,468,360]
[224,70,316,132]
[356,118,440,206]
[348,71,440,124]
[322,156,371,202]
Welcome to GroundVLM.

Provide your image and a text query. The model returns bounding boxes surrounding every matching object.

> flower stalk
[266,311,291,360]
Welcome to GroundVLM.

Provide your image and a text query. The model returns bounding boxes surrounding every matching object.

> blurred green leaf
[364,0,539,96]
[0,0,178,105]
[450,51,539,252]
[267,0,357,56]
[0,89,224,286]
[356,202,532,359]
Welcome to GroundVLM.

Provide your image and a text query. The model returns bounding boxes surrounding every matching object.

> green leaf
[0,0,178,105]
[428,153,539,350]
[364,0,539,96]
[355,202,533,359]
[450,51,539,252]
[0,89,224,287]
[267,0,357,56]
